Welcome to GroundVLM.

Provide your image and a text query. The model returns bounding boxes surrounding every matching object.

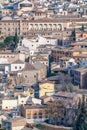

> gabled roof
[11,60,24,64]
[23,63,36,71]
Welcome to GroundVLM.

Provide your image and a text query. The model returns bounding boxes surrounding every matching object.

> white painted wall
[20,38,37,50]
[66,58,77,68]
[18,35,57,55]
[0,58,8,64]
[30,97,41,104]
[11,63,25,72]
[18,95,41,105]
[2,99,18,110]
[17,95,29,105]
[2,95,42,110]
[5,65,10,74]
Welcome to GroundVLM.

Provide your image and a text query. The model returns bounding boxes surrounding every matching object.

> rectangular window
[19,66,21,69]
[15,66,17,69]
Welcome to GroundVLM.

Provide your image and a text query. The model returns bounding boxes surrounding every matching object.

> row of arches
[29,23,62,31]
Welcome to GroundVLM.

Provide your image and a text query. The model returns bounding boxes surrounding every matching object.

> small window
[8,28,10,31]
[19,66,21,69]
[15,66,17,69]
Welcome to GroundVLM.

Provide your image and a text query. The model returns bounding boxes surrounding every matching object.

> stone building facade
[0,18,87,39]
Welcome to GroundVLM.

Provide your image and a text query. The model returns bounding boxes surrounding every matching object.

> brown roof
[1,17,87,23]
[12,60,24,64]
[23,63,36,71]
[40,95,49,99]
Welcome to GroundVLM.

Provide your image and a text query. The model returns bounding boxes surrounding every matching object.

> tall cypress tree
[74,95,87,130]
[81,24,84,31]
[71,29,76,41]
[14,32,19,48]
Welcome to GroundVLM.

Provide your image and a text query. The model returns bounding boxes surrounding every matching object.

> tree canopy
[0,33,19,51]
[74,95,87,130]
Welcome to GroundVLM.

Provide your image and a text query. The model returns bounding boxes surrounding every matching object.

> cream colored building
[0,18,87,39]
[39,82,55,97]
[0,51,26,63]
[30,53,49,66]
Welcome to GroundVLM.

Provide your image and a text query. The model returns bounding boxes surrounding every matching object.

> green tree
[47,100,65,125]
[3,34,19,51]
[0,31,1,36]
[14,32,19,48]
[0,43,6,49]
[81,24,84,31]
[73,95,87,130]
[4,36,14,47]
[35,124,45,130]
[71,29,76,41]
[78,98,82,110]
